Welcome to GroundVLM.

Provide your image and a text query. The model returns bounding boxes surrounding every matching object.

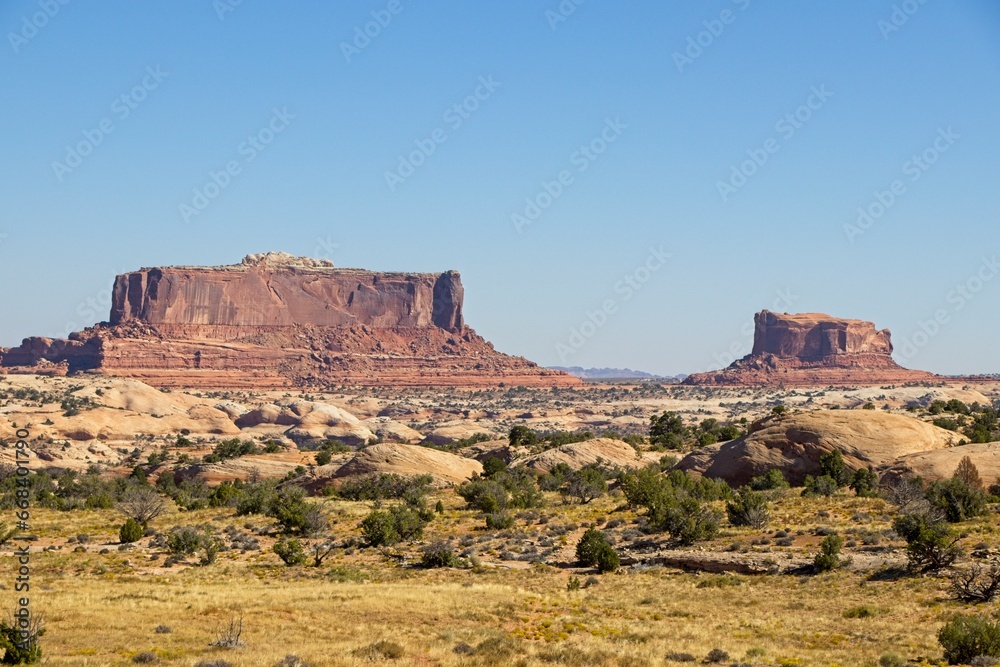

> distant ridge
[549,366,686,382]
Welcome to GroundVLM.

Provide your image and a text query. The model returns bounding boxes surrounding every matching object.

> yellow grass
[0,489,982,667]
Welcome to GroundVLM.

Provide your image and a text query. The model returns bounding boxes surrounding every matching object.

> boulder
[516,438,645,473]
[676,409,960,486]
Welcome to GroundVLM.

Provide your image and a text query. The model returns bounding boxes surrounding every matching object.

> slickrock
[332,443,483,485]
[515,438,646,473]
[883,442,1000,485]
[676,409,960,486]
[684,310,937,386]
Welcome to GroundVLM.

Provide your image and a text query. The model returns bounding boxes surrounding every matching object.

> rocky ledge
[684,310,937,386]
[1,253,579,389]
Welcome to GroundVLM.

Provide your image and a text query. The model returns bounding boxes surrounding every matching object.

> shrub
[665,652,697,663]
[562,465,607,504]
[420,541,459,568]
[508,425,538,448]
[132,652,157,663]
[165,526,204,556]
[338,474,432,502]
[116,486,166,525]
[850,468,879,497]
[649,411,689,450]
[0,613,44,664]
[705,648,730,663]
[814,534,844,572]
[199,536,222,566]
[803,475,839,497]
[576,528,619,572]
[619,467,665,509]
[119,518,144,544]
[950,562,1000,603]
[360,505,429,546]
[818,449,850,486]
[650,496,720,545]
[481,456,507,478]
[893,510,962,572]
[235,481,278,516]
[939,614,1000,664]
[485,510,514,530]
[928,476,988,523]
[457,479,508,513]
[726,488,770,529]
[353,640,404,661]
[749,468,789,491]
[314,450,332,466]
[360,510,399,547]
[273,538,307,566]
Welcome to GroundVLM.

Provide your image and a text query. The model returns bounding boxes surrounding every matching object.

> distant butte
[0,252,580,389]
[683,310,939,386]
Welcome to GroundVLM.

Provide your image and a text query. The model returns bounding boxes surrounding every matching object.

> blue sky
[1,1,997,376]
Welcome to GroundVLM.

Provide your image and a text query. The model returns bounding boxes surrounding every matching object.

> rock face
[0,253,578,389]
[110,252,464,333]
[883,442,1000,485]
[684,310,936,386]
[675,410,960,486]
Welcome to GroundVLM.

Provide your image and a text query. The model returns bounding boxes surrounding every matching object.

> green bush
[481,457,507,478]
[562,465,607,504]
[0,615,44,664]
[273,537,307,566]
[818,449,850,486]
[166,526,204,556]
[649,411,688,450]
[235,481,278,516]
[337,474,432,502]
[420,541,459,568]
[456,479,508,513]
[485,510,514,530]
[938,614,1000,664]
[650,496,720,545]
[893,511,962,572]
[850,468,879,498]
[749,469,789,491]
[360,505,430,546]
[360,510,399,547]
[576,528,619,573]
[927,477,988,523]
[457,469,541,514]
[726,488,770,529]
[803,475,839,497]
[508,425,538,448]
[814,534,844,572]
[118,518,144,544]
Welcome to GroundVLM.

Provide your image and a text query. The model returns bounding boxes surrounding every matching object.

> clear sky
[1,1,998,376]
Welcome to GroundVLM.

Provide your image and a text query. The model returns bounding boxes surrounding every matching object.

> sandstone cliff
[684,310,936,386]
[1,252,578,389]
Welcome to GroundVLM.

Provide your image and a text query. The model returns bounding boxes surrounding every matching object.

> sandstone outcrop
[0,253,579,389]
[332,443,483,486]
[882,442,1000,485]
[515,438,646,473]
[684,310,937,386]
[675,410,960,486]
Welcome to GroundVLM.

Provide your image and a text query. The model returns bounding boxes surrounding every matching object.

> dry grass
[1,487,989,666]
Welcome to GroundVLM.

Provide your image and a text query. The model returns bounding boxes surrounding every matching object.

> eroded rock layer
[684,310,936,386]
[0,253,578,389]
